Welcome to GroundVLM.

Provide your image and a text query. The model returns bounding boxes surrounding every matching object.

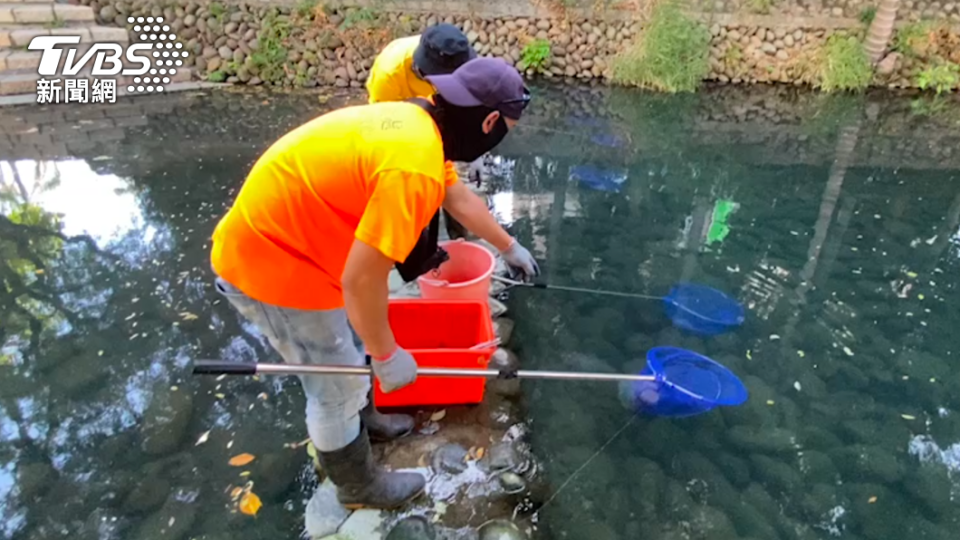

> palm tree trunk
[864,0,901,64]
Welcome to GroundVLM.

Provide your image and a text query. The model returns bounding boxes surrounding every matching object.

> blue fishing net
[631,347,748,417]
[663,283,745,336]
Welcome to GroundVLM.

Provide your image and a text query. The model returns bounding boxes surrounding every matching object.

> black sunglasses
[499,87,532,111]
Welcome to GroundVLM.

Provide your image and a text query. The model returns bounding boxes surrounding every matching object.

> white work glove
[500,239,540,281]
[371,348,417,393]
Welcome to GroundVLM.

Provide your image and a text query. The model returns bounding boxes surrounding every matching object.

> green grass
[340,7,377,30]
[611,1,710,93]
[893,22,934,56]
[208,2,226,22]
[295,0,319,18]
[859,6,877,25]
[206,70,227,83]
[519,39,551,73]
[250,12,291,84]
[818,34,872,93]
[916,62,960,95]
[748,0,773,15]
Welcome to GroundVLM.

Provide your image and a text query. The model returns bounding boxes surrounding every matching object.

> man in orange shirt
[211,58,537,509]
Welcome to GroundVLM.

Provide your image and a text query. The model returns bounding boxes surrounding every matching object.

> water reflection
[1,85,959,539]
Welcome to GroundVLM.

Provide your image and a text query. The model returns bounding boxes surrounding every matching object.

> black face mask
[431,96,509,163]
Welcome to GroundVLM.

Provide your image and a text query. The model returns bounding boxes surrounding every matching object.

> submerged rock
[627,457,664,519]
[134,490,198,540]
[727,426,798,454]
[903,463,953,517]
[304,480,350,538]
[431,444,469,474]
[832,445,903,484]
[750,454,801,495]
[339,509,385,540]
[798,450,838,484]
[494,318,515,345]
[141,387,193,456]
[726,500,779,539]
[122,477,171,514]
[497,471,525,494]
[478,519,527,540]
[254,451,302,499]
[481,441,527,474]
[385,515,437,540]
[688,506,738,539]
[17,461,57,501]
[742,483,780,523]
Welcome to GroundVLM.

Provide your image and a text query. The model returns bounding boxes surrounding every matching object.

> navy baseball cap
[413,23,477,77]
[426,57,531,120]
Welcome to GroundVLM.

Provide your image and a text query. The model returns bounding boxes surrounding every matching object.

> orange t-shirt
[211,101,458,310]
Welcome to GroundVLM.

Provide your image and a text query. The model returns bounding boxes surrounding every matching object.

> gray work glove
[372,348,417,393]
[501,239,540,280]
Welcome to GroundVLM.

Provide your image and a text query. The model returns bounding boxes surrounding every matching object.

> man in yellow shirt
[366,23,475,103]
[367,24,484,236]
[212,58,538,509]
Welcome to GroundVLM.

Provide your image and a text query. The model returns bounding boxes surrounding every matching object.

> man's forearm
[343,276,396,359]
[443,187,513,251]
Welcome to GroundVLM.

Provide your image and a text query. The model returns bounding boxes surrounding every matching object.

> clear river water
[1,84,959,540]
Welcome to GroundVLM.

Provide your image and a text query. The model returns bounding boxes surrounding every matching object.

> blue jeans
[215,278,369,451]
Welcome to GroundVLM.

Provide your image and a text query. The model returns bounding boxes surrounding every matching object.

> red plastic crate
[373,299,495,408]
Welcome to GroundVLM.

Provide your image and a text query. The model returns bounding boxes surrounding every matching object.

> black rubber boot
[361,391,415,442]
[317,428,426,509]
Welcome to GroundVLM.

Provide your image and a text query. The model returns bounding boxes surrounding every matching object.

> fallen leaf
[35,269,44,275]
[842,347,855,357]
[239,491,262,516]
[230,486,243,500]
[465,446,477,462]
[901,414,916,420]
[475,447,485,460]
[196,431,210,446]
[227,440,234,449]
[766,400,776,406]
[868,496,878,504]
[797,350,805,358]
[168,516,175,527]
[430,410,447,422]
[229,453,256,467]
[257,392,268,401]
[215,393,226,399]
[746,350,752,360]
[906,271,918,279]
[98,350,104,356]
[240,471,251,477]
[170,386,179,391]
[179,311,199,321]
[306,441,317,460]
[769,334,780,341]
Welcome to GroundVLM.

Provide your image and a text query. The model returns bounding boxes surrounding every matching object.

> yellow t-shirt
[211,102,458,310]
[366,35,437,103]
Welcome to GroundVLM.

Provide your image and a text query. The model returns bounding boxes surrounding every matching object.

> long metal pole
[491,275,662,301]
[192,360,658,383]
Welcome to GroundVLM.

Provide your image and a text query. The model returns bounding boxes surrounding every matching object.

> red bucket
[374,299,495,408]
[417,240,496,304]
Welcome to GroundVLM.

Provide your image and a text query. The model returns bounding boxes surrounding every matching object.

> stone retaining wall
[75,0,960,93]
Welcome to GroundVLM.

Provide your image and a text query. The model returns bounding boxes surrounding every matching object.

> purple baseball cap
[426,57,530,120]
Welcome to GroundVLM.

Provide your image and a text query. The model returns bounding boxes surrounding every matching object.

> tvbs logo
[28,37,152,77]
[27,16,187,93]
